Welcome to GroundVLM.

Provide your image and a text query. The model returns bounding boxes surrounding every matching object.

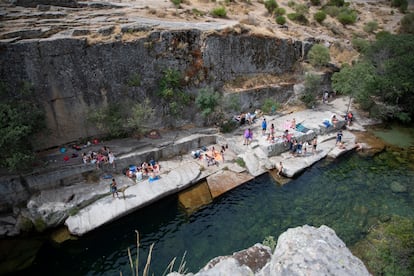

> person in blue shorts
[262,118,267,136]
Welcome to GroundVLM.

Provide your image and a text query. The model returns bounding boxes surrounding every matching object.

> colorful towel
[296,123,310,133]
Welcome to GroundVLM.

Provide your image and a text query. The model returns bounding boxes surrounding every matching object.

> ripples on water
[24,150,414,275]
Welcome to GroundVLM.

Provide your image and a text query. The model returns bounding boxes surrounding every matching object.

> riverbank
[0,96,380,238]
[57,96,378,236]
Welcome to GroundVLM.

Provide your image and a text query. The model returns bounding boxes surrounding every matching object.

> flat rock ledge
[65,162,201,236]
[168,225,370,276]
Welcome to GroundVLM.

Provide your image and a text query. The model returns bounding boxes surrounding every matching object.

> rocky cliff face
[1,28,307,149]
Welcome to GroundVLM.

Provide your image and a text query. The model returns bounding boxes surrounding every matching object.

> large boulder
[174,225,370,276]
[260,225,370,276]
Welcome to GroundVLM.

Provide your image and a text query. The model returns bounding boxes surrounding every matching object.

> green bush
[263,236,277,251]
[363,21,378,33]
[287,13,309,24]
[351,38,370,53]
[211,6,227,17]
[0,81,46,172]
[88,103,130,139]
[287,0,295,8]
[314,11,326,23]
[326,0,344,7]
[391,0,408,13]
[293,3,309,14]
[310,0,320,5]
[274,7,286,16]
[264,0,278,14]
[235,157,246,167]
[375,31,392,39]
[276,15,286,25]
[219,120,238,133]
[301,73,322,108]
[307,44,330,67]
[337,8,357,25]
[323,5,340,17]
[262,99,280,114]
[195,87,221,121]
[400,12,414,34]
[126,98,155,135]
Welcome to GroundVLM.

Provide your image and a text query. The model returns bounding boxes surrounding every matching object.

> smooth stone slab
[65,162,201,236]
[207,170,254,199]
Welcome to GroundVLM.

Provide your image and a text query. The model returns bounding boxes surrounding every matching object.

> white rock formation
[172,225,370,276]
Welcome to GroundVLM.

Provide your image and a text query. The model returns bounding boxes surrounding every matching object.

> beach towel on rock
[296,123,310,133]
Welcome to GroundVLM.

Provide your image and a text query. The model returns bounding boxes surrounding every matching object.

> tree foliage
[158,68,191,118]
[301,73,321,108]
[87,103,130,138]
[400,12,414,34]
[195,87,221,124]
[307,44,330,67]
[332,34,414,122]
[127,98,155,135]
[0,82,46,172]
[264,0,278,14]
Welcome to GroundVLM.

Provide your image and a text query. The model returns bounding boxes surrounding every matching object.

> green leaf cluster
[211,6,227,18]
[0,82,46,172]
[314,11,326,24]
[337,7,357,25]
[195,87,221,124]
[262,99,280,114]
[276,15,286,25]
[264,0,278,14]
[307,44,330,67]
[159,68,191,118]
[332,34,414,122]
[400,12,414,34]
[301,73,321,108]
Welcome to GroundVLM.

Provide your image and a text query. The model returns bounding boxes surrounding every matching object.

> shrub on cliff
[211,6,227,18]
[276,15,286,25]
[391,0,408,13]
[301,73,321,108]
[363,21,378,34]
[264,0,278,14]
[158,68,192,120]
[314,11,326,23]
[0,82,46,172]
[337,7,357,25]
[87,103,130,139]
[195,87,221,125]
[400,12,414,34]
[307,44,330,67]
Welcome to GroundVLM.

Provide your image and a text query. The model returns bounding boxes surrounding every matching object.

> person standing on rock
[262,118,267,136]
[336,130,343,145]
[248,128,253,145]
[110,178,119,198]
[108,151,116,169]
[312,137,317,154]
[243,128,250,145]
[277,161,284,176]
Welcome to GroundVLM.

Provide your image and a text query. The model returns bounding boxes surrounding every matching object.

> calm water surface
[22,148,414,276]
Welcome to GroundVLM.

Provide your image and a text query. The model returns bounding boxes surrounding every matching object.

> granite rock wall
[0,30,306,150]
